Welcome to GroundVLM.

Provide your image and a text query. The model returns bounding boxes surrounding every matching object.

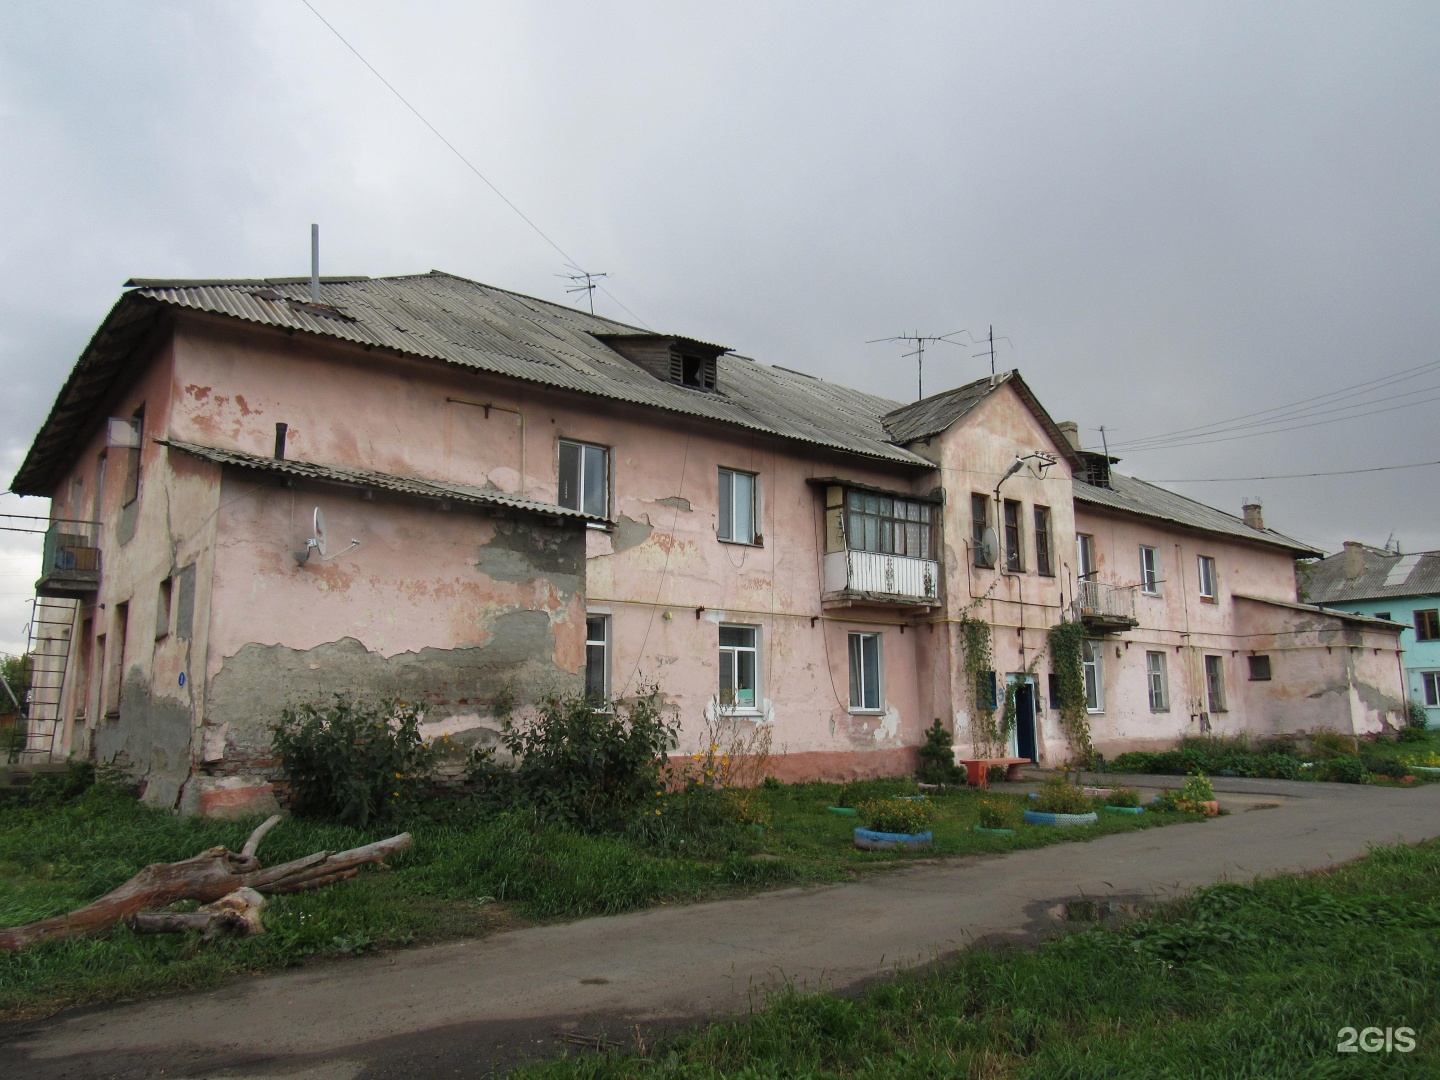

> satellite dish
[312,506,328,557]
[980,526,1000,568]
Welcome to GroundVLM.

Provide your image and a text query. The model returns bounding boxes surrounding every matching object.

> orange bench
[956,757,1030,788]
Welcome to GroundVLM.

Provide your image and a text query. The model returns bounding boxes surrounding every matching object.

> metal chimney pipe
[310,223,320,304]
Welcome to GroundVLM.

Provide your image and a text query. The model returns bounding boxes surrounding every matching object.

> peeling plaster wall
[200,474,586,775]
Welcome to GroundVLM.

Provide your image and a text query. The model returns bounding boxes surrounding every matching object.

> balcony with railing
[823,549,940,607]
[37,520,102,599]
[1074,579,1138,633]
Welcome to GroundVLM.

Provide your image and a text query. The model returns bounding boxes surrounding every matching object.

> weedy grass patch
[514,839,1440,1079]
[0,775,1187,1019]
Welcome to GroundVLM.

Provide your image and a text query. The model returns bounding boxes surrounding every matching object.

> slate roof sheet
[161,439,598,522]
[1302,544,1440,603]
[1074,471,1322,556]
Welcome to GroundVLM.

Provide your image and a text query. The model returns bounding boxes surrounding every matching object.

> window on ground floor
[1205,654,1227,713]
[719,625,760,712]
[848,632,883,712]
[1145,651,1169,712]
[585,615,610,703]
[1247,654,1272,681]
[1423,672,1439,708]
[1082,640,1104,713]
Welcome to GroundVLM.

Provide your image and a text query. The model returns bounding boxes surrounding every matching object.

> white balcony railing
[1075,580,1137,626]
[824,549,939,604]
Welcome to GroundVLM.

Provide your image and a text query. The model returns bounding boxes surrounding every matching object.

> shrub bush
[1033,776,1094,815]
[916,719,963,784]
[1320,755,1369,784]
[977,798,1019,830]
[1405,699,1429,732]
[1398,725,1429,744]
[498,688,678,834]
[1310,727,1359,759]
[858,796,933,835]
[273,696,436,827]
[1105,786,1141,808]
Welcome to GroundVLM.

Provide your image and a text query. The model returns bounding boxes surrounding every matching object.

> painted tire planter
[1103,805,1144,815]
[972,825,1016,836]
[853,827,934,851]
[1411,765,1440,777]
[827,806,858,816]
[1024,809,1099,827]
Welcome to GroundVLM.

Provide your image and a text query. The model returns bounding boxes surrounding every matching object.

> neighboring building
[1303,542,1440,728]
[7,272,1409,812]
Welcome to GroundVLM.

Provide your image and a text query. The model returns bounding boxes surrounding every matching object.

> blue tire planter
[1024,809,1099,827]
[1412,766,1440,777]
[827,806,858,816]
[972,825,1016,835]
[1103,805,1144,815]
[853,827,934,850]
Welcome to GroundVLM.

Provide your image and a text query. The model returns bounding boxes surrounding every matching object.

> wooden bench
[955,757,1030,788]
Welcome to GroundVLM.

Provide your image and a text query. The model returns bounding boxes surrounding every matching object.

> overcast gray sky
[2,1,1437,655]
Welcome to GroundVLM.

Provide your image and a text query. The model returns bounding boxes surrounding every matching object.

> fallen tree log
[0,815,411,951]
[129,887,268,940]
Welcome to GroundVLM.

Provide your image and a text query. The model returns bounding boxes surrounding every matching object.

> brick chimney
[1241,498,1263,531]
[1342,541,1366,580]
[1056,421,1082,451]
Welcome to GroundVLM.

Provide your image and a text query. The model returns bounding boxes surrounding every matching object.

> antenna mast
[558,265,609,315]
[867,330,966,400]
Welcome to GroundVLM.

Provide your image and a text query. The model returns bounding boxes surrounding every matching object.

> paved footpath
[4,779,1439,1080]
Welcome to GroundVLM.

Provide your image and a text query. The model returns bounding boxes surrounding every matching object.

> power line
[299,1,651,329]
[1149,458,1440,483]
[1110,356,1440,450]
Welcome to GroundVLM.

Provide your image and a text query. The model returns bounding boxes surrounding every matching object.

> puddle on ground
[1047,897,1154,924]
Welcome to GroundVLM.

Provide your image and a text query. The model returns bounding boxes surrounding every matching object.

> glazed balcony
[36,520,102,599]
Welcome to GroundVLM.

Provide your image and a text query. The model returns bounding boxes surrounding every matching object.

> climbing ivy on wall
[1047,619,1094,766]
[958,610,1001,756]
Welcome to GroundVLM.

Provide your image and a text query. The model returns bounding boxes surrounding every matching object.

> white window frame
[1145,650,1169,712]
[848,631,884,713]
[1198,555,1218,601]
[718,468,758,545]
[1140,546,1161,596]
[1077,533,1096,580]
[1205,654,1227,713]
[1422,671,1439,708]
[718,624,761,714]
[558,439,609,520]
[585,614,610,704]
[1082,639,1104,713]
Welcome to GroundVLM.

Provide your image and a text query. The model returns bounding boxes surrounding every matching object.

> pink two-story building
[9,272,1407,813]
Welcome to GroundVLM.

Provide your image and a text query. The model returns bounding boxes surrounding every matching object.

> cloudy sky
[2,1,1437,655]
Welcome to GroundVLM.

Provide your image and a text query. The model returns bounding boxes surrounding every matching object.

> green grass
[0,777,1188,1019]
[513,839,1440,1079]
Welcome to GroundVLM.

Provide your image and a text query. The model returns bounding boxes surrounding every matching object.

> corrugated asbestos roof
[161,439,599,522]
[1232,593,1405,628]
[8,272,924,496]
[1074,472,1322,556]
[1302,544,1440,603]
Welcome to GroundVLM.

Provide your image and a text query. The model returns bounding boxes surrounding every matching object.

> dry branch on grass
[0,815,411,952]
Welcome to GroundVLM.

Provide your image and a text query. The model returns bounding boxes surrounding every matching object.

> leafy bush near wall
[273,697,436,828]
[1111,736,1303,781]
[490,689,679,835]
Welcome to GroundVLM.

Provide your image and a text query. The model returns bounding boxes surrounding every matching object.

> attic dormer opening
[1075,450,1115,489]
[597,333,727,392]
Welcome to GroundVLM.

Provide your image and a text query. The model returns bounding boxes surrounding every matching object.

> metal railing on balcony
[823,549,940,605]
[1074,579,1138,630]
[37,520,102,598]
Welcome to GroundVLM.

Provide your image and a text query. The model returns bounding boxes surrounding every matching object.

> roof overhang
[1233,593,1406,629]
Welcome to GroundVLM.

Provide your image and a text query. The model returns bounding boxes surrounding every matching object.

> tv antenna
[558,265,609,315]
[866,330,967,400]
[971,325,1012,379]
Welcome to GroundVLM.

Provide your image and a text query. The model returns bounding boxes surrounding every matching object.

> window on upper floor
[845,491,933,560]
[1076,533,1096,581]
[108,408,144,508]
[718,468,758,545]
[971,493,993,568]
[1375,611,1392,622]
[1003,499,1024,573]
[558,440,609,519]
[1033,505,1053,576]
[1415,609,1439,642]
[1198,555,1218,602]
[1140,546,1161,595]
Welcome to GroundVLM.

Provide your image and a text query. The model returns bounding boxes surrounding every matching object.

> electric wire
[300,1,652,330]
[1148,458,1440,483]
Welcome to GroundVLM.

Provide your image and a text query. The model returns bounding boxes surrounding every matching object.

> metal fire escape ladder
[9,597,79,763]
